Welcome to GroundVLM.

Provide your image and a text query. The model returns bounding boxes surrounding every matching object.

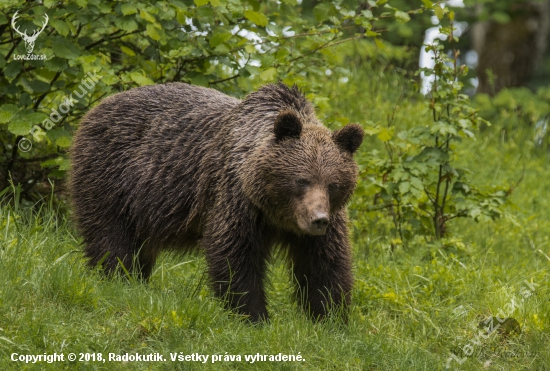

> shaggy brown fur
[70,82,364,322]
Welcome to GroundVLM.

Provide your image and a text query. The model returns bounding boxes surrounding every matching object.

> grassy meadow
[1,57,550,370]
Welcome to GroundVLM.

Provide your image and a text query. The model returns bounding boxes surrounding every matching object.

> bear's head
[242,109,364,236]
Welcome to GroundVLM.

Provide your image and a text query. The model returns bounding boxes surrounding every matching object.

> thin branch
[4,38,20,61]
[33,70,62,110]
[84,29,143,51]
[424,187,437,209]
[86,92,108,107]
[440,136,451,214]
[350,202,398,213]
[445,212,468,221]
[286,35,363,73]
[440,175,450,212]
[229,24,358,54]
[173,59,186,82]
[0,23,8,37]
[75,22,84,38]
[0,38,16,45]
[434,163,444,238]
[209,74,239,85]
[83,29,123,50]
[2,154,57,164]
[507,164,525,196]
[169,25,360,71]
[5,136,22,181]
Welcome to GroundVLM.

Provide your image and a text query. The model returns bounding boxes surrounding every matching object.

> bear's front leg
[201,201,270,323]
[288,211,353,321]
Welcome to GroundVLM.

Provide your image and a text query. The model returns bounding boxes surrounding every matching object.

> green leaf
[55,136,72,147]
[213,43,230,54]
[41,158,59,168]
[26,80,51,94]
[244,10,268,27]
[313,3,334,22]
[209,28,232,47]
[399,181,410,194]
[50,19,70,37]
[260,67,277,82]
[3,61,22,82]
[415,147,450,164]
[395,10,410,23]
[431,121,458,136]
[120,45,136,57]
[422,0,433,9]
[363,127,380,135]
[27,112,48,124]
[374,38,385,49]
[469,207,481,219]
[176,9,187,24]
[194,0,209,6]
[52,37,81,59]
[76,55,97,65]
[377,128,392,142]
[146,23,161,41]
[121,4,137,15]
[40,156,71,170]
[191,74,209,87]
[244,44,256,54]
[463,129,474,138]
[434,6,443,20]
[140,9,156,23]
[210,0,220,6]
[361,10,373,20]
[44,57,68,72]
[129,71,154,86]
[457,119,472,129]
[116,17,138,32]
[0,104,19,124]
[8,111,47,136]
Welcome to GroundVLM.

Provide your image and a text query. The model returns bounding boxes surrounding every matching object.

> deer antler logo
[11,11,49,54]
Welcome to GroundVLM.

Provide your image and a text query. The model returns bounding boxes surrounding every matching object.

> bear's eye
[328,183,339,192]
[296,179,310,187]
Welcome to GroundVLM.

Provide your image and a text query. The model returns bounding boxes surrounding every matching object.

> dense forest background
[2,0,550,200]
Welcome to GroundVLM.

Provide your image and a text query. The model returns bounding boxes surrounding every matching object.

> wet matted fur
[70,82,364,322]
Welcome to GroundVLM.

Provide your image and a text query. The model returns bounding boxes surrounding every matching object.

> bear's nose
[311,214,329,230]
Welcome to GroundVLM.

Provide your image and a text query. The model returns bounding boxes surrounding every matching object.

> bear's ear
[274,110,302,141]
[332,124,364,154]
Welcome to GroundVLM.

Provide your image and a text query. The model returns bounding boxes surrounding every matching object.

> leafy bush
[0,0,423,200]
[1,1,510,249]
[351,7,510,250]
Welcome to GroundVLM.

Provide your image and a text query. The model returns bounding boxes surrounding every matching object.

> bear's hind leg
[82,219,155,280]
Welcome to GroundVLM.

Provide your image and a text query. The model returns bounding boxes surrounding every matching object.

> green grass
[1,129,549,370]
[1,58,549,369]
[0,201,441,370]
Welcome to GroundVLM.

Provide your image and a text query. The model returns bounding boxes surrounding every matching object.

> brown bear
[70,82,364,322]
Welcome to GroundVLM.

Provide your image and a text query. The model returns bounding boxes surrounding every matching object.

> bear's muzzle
[295,187,330,235]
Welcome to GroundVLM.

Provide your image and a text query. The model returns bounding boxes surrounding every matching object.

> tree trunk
[473,1,550,95]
